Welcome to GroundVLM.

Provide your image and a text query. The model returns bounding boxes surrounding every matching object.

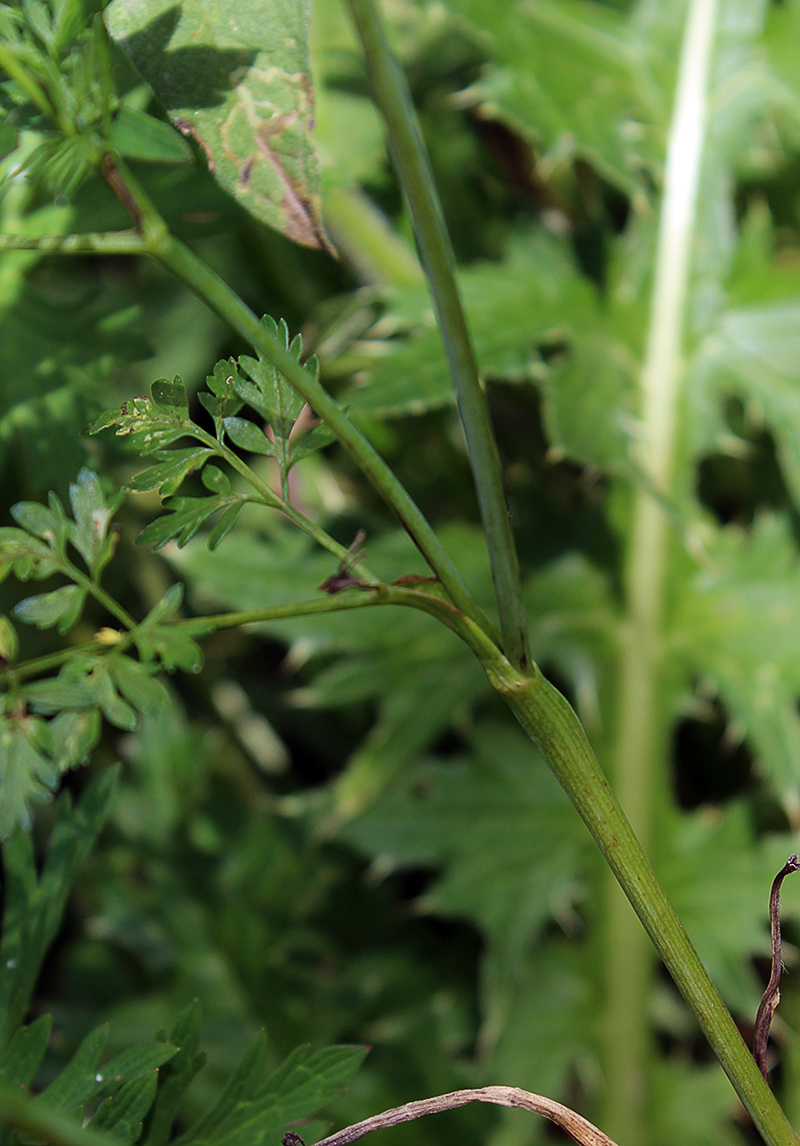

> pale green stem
[603,0,720,1141]
[323,184,423,287]
[345,0,529,671]
[0,232,147,255]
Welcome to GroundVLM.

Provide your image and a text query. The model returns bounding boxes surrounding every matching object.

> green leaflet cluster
[90,315,333,550]
[0,470,203,838]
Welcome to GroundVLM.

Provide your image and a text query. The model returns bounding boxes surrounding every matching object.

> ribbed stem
[345,0,530,670]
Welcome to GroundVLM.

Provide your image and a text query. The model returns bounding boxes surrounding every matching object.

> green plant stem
[477,656,799,1146]
[345,0,529,671]
[187,426,380,583]
[0,231,147,254]
[323,184,423,287]
[603,0,720,1140]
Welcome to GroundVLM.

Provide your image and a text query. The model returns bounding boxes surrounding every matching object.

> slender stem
[187,426,380,583]
[323,184,423,287]
[0,232,147,254]
[63,563,138,631]
[481,657,800,1146]
[297,1086,619,1146]
[604,0,719,1139]
[345,0,529,671]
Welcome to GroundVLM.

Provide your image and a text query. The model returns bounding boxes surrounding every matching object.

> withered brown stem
[754,854,800,1081]
[281,1087,619,1146]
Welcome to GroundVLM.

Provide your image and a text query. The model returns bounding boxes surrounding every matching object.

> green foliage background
[6,2,800,1146]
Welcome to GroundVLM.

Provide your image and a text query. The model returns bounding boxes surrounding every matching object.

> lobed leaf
[14,583,87,634]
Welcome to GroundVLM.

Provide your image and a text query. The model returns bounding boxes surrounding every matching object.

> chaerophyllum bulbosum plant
[5,1,800,1145]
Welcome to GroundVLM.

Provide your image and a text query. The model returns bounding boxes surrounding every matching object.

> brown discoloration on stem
[754,854,800,1080]
[100,155,142,227]
[281,1086,619,1146]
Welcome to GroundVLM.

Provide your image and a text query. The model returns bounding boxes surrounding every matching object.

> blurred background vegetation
[8,2,800,1146]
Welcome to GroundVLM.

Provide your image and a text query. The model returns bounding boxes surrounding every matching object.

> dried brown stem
[754,854,800,1080]
[283,1087,619,1146]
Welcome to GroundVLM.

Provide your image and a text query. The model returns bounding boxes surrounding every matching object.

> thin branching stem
[345,0,529,671]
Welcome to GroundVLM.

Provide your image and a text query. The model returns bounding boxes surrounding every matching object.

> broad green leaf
[105,0,330,249]
[486,942,597,1146]
[687,300,800,507]
[659,804,783,1013]
[443,0,668,200]
[650,1061,743,1146]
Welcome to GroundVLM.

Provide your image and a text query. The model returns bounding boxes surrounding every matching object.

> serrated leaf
[207,501,243,550]
[175,1041,366,1146]
[137,496,229,550]
[14,584,87,634]
[92,1073,160,1145]
[110,657,170,718]
[35,1025,110,1112]
[198,360,245,430]
[672,516,800,808]
[49,708,102,770]
[0,1014,51,1087]
[0,772,117,1034]
[222,417,274,457]
[141,1003,206,1146]
[127,448,215,496]
[68,468,122,576]
[345,230,598,417]
[0,718,60,837]
[343,720,589,965]
[105,0,330,250]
